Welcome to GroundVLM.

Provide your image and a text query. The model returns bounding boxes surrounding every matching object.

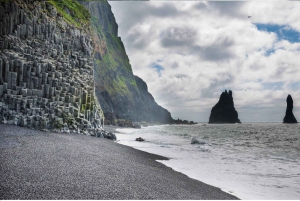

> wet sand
[0,124,238,199]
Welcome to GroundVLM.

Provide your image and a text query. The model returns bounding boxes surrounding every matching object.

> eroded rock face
[208,90,241,124]
[0,0,104,134]
[81,1,173,124]
[283,95,297,123]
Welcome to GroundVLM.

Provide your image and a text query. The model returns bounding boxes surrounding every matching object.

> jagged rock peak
[209,89,241,124]
[283,94,298,123]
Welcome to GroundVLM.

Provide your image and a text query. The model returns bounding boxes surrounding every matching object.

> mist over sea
[116,123,300,200]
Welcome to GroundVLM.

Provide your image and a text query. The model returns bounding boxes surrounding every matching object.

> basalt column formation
[0,0,104,134]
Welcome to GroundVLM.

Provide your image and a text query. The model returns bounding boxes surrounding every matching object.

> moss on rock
[48,0,91,28]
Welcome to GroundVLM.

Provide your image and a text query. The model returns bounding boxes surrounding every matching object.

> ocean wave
[115,128,136,134]
[117,123,300,199]
[191,137,206,145]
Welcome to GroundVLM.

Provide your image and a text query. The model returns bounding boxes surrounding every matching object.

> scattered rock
[106,132,117,141]
[173,119,197,125]
[191,137,205,145]
[135,137,144,142]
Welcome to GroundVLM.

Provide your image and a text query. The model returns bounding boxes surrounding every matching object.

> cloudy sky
[109,1,300,122]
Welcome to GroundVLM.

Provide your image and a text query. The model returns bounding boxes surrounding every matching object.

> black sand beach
[0,124,238,199]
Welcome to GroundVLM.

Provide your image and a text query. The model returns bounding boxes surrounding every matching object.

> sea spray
[191,137,206,145]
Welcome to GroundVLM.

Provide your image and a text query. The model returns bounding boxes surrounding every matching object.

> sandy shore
[0,124,238,199]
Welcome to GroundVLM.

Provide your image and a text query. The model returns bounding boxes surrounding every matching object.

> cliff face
[209,90,241,124]
[134,75,173,123]
[0,0,173,132]
[81,1,173,124]
[283,94,297,123]
[0,0,104,134]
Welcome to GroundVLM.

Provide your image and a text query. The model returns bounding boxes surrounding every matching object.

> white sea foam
[116,123,300,200]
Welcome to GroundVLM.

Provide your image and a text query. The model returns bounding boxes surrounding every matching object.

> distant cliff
[81,1,173,124]
[209,90,241,124]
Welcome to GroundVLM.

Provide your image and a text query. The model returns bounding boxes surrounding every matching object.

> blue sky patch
[150,62,164,77]
[262,81,284,90]
[255,23,300,43]
[264,49,275,57]
[289,82,300,90]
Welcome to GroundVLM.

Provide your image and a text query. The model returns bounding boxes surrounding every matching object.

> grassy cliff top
[48,0,93,28]
[0,0,102,28]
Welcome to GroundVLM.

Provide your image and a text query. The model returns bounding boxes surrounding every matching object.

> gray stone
[7,72,12,89]
[0,60,3,83]
[27,89,32,96]
[0,0,104,134]
[0,85,3,97]
[11,72,17,88]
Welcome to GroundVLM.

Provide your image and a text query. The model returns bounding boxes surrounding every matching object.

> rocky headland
[209,90,241,124]
[283,94,297,123]
[80,1,173,125]
[0,0,174,135]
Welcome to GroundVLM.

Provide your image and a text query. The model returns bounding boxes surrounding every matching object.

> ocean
[115,123,300,200]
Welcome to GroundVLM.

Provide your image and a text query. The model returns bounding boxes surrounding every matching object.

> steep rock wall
[134,75,173,123]
[82,1,173,124]
[0,0,104,134]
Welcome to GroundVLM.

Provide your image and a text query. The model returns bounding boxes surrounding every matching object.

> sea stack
[209,90,241,124]
[283,95,298,123]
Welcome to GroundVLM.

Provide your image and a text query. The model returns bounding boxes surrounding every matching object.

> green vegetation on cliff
[92,11,138,99]
[91,16,105,38]
[48,0,91,28]
[79,1,173,123]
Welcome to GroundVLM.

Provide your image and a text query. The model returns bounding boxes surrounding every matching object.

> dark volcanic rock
[173,118,197,125]
[0,0,104,133]
[135,137,145,142]
[283,95,298,123]
[209,90,241,124]
[106,132,117,141]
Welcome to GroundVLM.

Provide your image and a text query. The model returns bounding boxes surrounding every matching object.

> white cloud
[110,1,300,122]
